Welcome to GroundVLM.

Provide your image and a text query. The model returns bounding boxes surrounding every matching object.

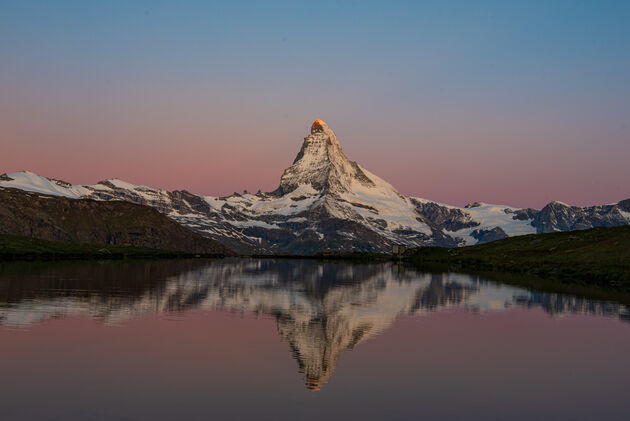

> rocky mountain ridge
[2,120,629,254]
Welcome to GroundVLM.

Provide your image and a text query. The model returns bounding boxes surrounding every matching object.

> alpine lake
[1,258,629,420]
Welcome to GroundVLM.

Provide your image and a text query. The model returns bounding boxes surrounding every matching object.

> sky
[1,0,629,208]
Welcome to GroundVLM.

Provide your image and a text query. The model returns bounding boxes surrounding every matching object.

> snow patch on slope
[447,203,536,245]
[1,171,88,198]
[338,165,431,235]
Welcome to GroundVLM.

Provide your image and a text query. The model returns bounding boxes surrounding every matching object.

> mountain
[0,187,235,256]
[1,120,629,254]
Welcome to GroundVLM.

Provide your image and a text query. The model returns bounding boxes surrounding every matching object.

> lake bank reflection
[1,258,628,390]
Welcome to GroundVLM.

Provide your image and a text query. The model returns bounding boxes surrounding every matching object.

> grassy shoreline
[3,227,630,303]
[405,226,630,292]
[0,234,228,261]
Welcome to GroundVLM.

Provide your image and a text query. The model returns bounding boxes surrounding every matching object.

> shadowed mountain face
[1,259,627,390]
[0,188,235,255]
[3,121,628,254]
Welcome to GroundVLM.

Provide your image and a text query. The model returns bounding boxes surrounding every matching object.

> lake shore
[404,225,630,296]
[0,234,230,261]
[3,226,629,303]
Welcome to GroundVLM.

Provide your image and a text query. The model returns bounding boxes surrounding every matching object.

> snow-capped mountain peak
[2,119,629,254]
[278,119,378,196]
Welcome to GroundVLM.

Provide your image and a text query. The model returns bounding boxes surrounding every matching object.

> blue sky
[1,0,629,206]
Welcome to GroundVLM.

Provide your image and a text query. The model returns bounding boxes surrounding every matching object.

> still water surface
[0,259,629,420]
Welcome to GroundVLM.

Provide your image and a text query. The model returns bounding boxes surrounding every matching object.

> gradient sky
[1,0,629,208]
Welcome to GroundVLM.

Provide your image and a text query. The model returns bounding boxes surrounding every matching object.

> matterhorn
[2,120,629,254]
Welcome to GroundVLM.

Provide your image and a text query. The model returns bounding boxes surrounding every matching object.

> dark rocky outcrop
[618,199,630,213]
[512,208,538,221]
[470,227,508,244]
[411,199,479,232]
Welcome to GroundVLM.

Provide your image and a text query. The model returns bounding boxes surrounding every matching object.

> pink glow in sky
[1,1,629,208]
[3,110,628,209]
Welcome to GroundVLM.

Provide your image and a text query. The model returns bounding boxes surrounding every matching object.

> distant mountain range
[1,119,629,254]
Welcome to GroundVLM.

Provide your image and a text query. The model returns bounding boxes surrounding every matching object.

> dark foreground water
[0,259,629,421]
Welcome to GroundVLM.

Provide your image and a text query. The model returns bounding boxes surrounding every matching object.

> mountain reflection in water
[0,258,628,390]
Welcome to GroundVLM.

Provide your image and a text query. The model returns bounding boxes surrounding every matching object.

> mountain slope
[0,187,235,255]
[2,120,629,254]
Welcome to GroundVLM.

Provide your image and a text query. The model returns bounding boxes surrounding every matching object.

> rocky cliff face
[533,201,630,233]
[2,120,629,254]
[277,119,376,195]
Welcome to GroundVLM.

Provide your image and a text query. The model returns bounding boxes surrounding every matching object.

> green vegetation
[0,234,208,260]
[406,225,630,292]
